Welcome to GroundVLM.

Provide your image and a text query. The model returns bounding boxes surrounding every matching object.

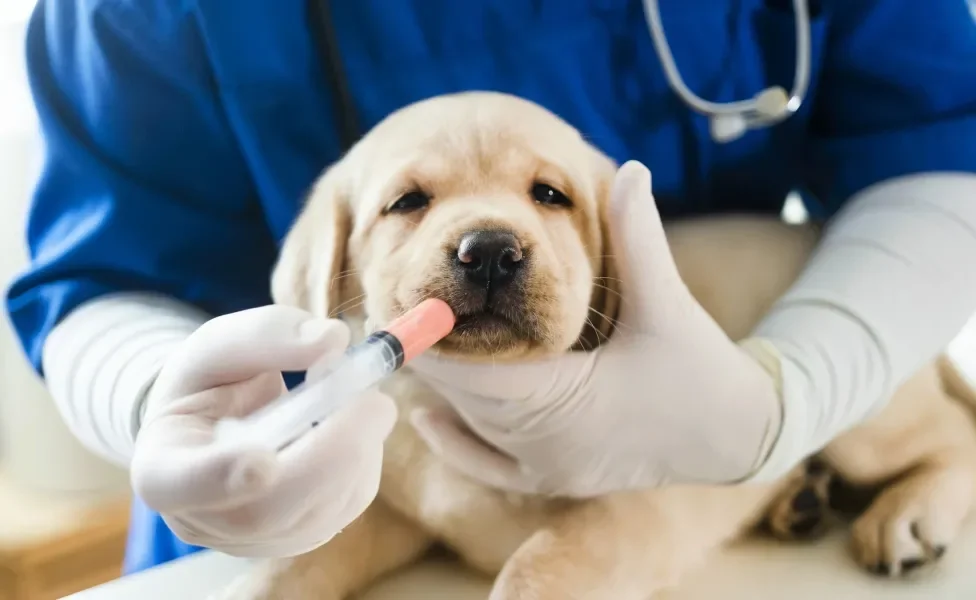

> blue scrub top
[7,0,976,575]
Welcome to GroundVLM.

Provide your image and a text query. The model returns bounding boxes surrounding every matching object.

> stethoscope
[643,0,812,143]
[309,0,812,151]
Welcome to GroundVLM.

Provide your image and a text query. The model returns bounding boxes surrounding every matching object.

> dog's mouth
[452,308,516,334]
[429,297,541,356]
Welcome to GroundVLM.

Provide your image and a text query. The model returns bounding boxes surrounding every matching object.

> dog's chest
[375,370,556,573]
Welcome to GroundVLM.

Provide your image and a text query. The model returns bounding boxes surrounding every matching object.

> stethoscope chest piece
[708,85,792,143]
[644,0,811,143]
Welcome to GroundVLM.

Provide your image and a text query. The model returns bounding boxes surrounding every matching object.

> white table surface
[66,517,976,600]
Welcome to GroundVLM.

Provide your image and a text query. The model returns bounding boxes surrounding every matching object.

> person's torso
[190,0,830,242]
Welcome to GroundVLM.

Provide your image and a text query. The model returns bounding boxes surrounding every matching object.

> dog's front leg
[209,499,433,600]
[488,484,776,600]
[818,362,976,577]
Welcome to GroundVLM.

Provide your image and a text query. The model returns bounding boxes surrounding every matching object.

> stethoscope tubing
[643,0,811,124]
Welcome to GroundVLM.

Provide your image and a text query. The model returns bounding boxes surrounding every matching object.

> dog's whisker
[577,324,596,351]
[331,292,367,315]
[339,300,366,315]
[330,271,362,283]
[590,282,623,299]
[582,317,608,346]
[585,316,605,339]
[588,306,627,334]
[328,269,362,289]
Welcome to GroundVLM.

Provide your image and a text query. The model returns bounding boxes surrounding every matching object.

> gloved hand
[408,161,787,497]
[129,305,396,557]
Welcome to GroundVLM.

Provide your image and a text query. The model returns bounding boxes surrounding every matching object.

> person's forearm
[746,173,976,480]
[41,293,209,467]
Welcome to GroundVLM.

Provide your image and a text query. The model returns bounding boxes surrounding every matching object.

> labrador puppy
[214,92,976,599]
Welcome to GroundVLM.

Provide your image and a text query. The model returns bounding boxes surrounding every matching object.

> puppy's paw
[851,466,974,578]
[766,459,833,540]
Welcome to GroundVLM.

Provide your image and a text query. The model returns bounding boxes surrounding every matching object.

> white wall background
[0,3,127,493]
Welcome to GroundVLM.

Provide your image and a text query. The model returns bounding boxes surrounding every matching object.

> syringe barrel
[213,334,401,451]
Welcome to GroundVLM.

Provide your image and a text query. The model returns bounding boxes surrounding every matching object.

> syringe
[213,298,455,452]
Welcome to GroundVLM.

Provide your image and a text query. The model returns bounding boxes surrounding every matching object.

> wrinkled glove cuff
[736,337,811,483]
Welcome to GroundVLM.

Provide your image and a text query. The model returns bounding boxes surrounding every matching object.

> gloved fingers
[607,161,690,332]
[163,509,336,558]
[410,407,543,494]
[179,442,377,556]
[408,350,591,414]
[152,371,287,423]
[161,390,393,551]
[184,534,337,559]
[131,418,279,514]
[172,500,358,558]
[133,379,390,516]
[219,390,396,528]
[198,443,383,558]
[156,305,351,399]
[305,341,349,383]
[297,439,385,548]
[221,371,289,420]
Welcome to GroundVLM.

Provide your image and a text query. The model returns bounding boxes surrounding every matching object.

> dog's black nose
[456,230,523,288]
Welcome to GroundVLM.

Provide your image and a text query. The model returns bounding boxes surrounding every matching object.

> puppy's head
[272,92,620,361]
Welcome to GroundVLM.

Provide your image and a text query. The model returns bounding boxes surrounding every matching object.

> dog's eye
[531,182,573,207]
[387,190,431,213]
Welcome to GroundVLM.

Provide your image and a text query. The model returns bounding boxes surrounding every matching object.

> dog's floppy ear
[271,163,362,319]
[575,151,621,351]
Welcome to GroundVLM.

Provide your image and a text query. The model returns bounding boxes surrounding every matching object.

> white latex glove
[129,305,397,557]
[408,161,785,497]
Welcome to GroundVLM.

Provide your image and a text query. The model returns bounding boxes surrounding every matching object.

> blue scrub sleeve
[805,0,976,213]
[5,0,279,373]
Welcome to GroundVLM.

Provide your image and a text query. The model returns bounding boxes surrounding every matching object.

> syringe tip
[386,298,456,363]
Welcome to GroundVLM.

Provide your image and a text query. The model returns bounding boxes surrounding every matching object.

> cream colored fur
[213,92,976,599]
